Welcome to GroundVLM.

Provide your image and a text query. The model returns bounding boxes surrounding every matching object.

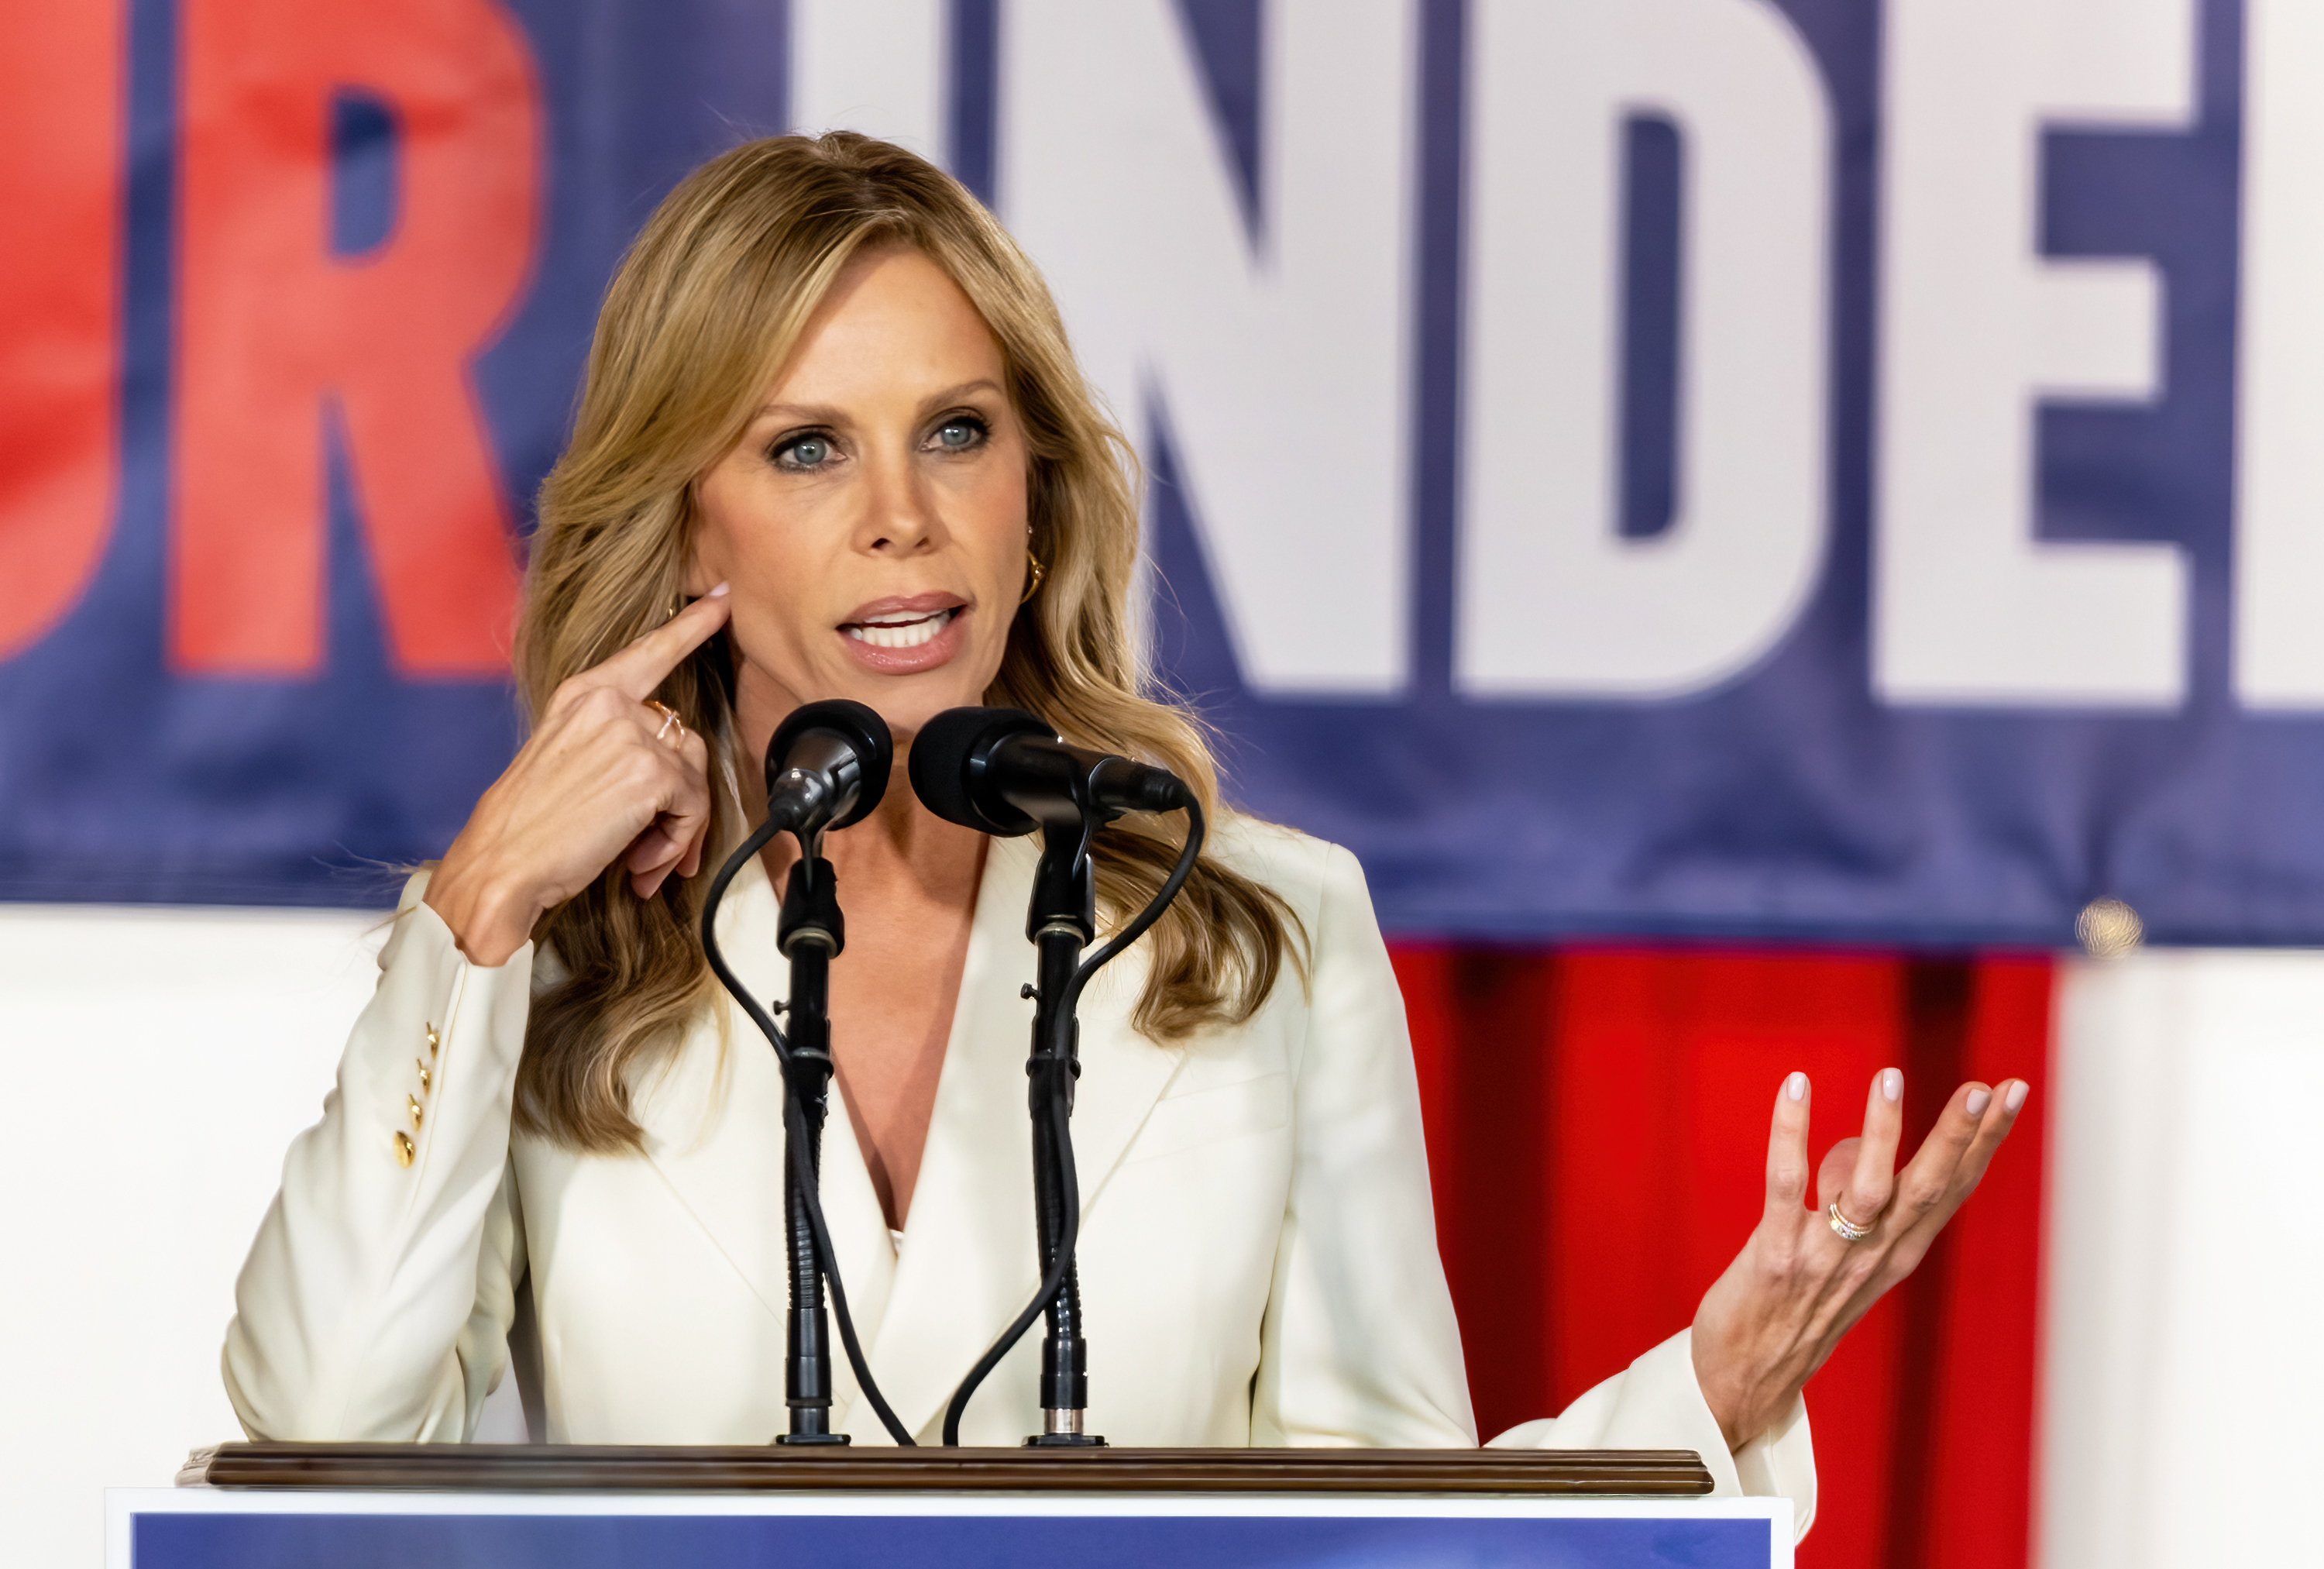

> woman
[223,133,2025,1533]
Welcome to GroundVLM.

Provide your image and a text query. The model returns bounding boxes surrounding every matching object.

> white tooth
[848,607,951,650]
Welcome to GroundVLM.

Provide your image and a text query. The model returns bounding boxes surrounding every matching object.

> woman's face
[689,246,1031,747]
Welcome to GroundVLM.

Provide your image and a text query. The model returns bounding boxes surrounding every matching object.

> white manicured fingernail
[1965,1087,1992,1118]
[2004,1081,2029,1113]
[707,580,730,597]
[1881,1068,1903,1103]
[1786,1072,1807,1103]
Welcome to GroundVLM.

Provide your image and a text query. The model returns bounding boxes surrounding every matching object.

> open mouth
[842,606,957,650]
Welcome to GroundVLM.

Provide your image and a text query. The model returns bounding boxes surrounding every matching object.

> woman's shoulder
[1204,810,1372,925]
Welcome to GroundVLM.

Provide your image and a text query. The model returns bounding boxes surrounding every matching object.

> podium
[110,1444,1793,1567]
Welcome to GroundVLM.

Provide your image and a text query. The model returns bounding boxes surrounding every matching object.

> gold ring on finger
[644,699,685,746]
[1827,1199,1875,1243]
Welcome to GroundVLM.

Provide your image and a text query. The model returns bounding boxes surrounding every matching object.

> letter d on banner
[1457,0,1831,699]
[173,0,539,676]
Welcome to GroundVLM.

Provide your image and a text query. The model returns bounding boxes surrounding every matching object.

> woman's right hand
[425,586,734,965]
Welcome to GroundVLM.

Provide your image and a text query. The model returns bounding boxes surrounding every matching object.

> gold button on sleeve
[425,1024,440,1058]
[416,1060,431,1093]
[407,1095,424,1131]
[393,1131,415,1168]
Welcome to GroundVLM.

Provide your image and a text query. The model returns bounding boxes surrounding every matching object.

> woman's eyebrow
[751,401,844,425]
[917,378,1004,411]
[749,380,1003,425]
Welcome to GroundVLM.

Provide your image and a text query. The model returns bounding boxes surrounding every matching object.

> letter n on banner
[173,0,540,676]
[0,4,123,660]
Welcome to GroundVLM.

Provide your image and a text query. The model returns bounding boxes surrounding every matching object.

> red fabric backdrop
[1389,944,2052,1567]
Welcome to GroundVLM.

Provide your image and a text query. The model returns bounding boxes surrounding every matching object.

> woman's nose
[858,447,942,553]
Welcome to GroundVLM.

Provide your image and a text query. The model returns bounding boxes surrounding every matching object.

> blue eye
[932,417,986,452]
[786,436,830,467]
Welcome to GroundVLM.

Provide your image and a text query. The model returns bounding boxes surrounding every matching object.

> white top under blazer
[224,815,1814,1533]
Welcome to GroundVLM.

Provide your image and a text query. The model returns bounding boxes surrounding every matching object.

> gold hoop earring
[1020,548,1047,604]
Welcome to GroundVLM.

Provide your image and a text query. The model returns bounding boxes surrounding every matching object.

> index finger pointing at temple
[594,586,733,700]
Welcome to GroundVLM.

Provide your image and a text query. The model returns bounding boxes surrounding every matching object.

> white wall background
[2,907,2319,1564]
[2040,949,2324,1569]
[0,906,532,1567]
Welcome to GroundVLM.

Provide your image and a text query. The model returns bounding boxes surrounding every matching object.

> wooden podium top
[180,1442,1714,1496]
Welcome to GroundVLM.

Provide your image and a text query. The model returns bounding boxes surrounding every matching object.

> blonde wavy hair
[514,132,1305,1151]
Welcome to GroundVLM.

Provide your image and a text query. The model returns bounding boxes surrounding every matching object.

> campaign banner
[108,1490,1794,1569]
[3,0,2317,946]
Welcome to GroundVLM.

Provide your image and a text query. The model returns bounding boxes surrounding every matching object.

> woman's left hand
[1689,1068,2030,1450]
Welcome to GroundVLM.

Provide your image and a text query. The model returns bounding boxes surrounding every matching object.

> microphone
[765,698,892,838]
[906,706,1188,837]
[909,707,1202,1450]
[698,695,912,1447]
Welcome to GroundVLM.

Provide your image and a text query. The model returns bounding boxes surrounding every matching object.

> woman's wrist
[425,845,544,967]
[1690,1302,1789,1452]
[1690,1335,1746,1451]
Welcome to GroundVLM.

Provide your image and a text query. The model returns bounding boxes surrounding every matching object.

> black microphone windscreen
[908,706,1053,836]
[766,698,892,830]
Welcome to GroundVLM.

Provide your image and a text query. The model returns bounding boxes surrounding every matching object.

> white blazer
[223,817,1813,1528]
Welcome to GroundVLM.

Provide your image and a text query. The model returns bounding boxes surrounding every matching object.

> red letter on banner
[174,0,539,675]
[0,5,123,659]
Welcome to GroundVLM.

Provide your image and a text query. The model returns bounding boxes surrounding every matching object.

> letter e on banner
[0,5,123,660]
[1875,0,2194,707]
[174,0,540,676]
[1457,0,1831,699]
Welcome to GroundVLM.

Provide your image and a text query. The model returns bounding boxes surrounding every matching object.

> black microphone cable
[700,803,918,1448]
[938,793,1207,1447]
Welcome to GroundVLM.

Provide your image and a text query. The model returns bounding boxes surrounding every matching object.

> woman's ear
[678,490,720,597]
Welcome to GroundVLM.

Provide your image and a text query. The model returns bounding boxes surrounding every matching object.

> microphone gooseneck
[909,707,1203,1447]
[699,698,916,1447]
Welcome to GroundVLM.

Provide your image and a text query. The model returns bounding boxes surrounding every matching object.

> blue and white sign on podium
[109,1488,1793,1568]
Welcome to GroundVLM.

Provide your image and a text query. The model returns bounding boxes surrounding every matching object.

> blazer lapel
[859,834,1182,1443]
[631,855,897,1392]
[1058,934,1184,1209]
